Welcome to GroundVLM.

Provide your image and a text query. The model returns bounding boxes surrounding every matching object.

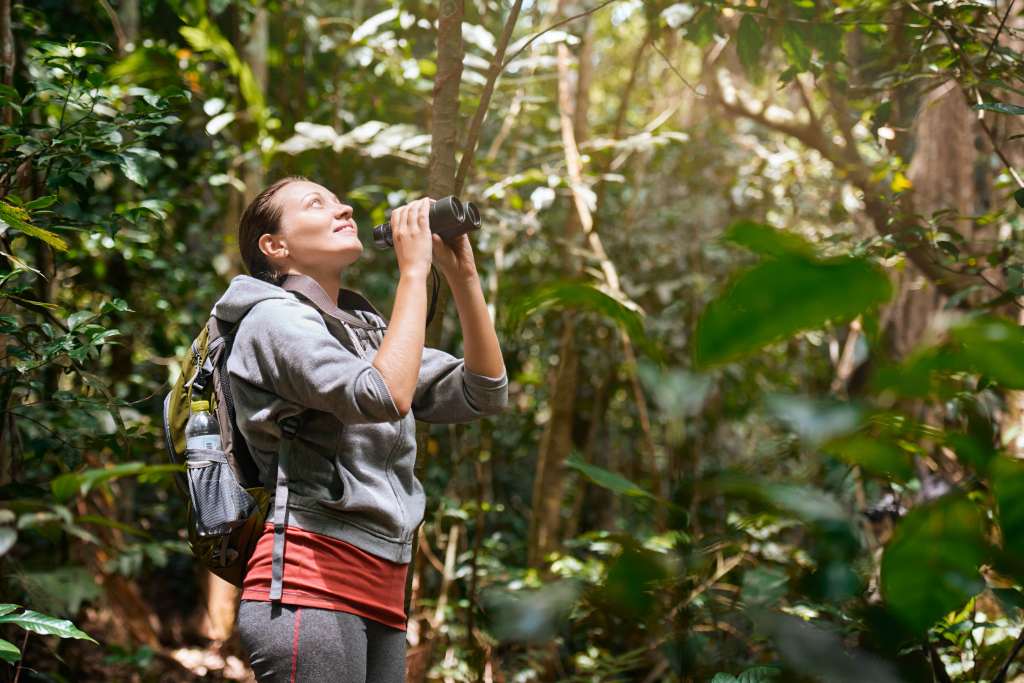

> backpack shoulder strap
[269,413,301,601]
[280,273,381,330]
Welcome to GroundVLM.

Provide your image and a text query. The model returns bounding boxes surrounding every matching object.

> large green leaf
[0,638,19,664]
[949,316,1024,389]
[566,452,656,500]
[724,220,815,259]
[505,280,656,357]
[880,496,987,633]
[180,19,266,128]
[694,254,891,368]
[0,610,97,643]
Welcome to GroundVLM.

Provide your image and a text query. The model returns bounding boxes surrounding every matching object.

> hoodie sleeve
[229,298,402,424]
[411,346,509,424]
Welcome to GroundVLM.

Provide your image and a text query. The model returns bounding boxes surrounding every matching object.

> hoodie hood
[211,275,295,324]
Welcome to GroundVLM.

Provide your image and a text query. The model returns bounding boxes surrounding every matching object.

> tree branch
[454,0,524,195]
[499,0,619,71]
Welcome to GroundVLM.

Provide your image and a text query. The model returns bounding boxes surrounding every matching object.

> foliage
[3,0,1024,681]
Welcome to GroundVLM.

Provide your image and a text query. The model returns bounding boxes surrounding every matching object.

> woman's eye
[311,198,322,207]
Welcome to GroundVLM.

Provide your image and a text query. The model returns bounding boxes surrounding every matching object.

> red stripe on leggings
[289,607,302,683]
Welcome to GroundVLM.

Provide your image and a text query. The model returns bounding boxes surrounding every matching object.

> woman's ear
[259,232,289,260]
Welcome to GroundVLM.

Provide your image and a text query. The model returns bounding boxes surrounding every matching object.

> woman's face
[261,180,362,275]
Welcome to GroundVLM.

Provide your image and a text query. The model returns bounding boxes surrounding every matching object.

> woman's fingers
[415,197,430,231]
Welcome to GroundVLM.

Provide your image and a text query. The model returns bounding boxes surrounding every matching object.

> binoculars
[372,196,481,249]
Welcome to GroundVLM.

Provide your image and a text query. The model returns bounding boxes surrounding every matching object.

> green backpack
[161,306,300,589]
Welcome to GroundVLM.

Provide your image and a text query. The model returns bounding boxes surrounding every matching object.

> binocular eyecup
[372,196,481,250]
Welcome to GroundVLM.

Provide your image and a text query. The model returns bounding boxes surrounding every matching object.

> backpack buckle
[279,416,300,439]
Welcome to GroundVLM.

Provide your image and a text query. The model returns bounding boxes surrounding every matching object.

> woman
[212,177,508,682]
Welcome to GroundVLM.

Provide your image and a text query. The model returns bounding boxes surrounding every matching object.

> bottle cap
[191,400,210,412]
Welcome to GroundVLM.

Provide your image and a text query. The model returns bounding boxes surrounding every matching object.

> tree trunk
[408,4,464,681]
[883,80,976,357]
[0,0,12,93]
[118,0,139,47]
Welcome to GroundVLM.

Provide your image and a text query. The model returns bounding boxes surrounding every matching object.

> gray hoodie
[211,274,509,563]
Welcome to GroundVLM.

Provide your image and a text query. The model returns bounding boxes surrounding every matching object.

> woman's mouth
[333,222,356,234]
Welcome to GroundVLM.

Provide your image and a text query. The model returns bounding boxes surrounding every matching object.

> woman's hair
[238,175,308,285]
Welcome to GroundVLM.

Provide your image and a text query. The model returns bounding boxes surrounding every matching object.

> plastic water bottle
[185,400,221,451]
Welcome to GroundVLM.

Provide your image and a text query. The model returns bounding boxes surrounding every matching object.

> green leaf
[710,675,738,683]
[0,526,15,557]
[724,221,815,258]
[566,452,656,500]
[973,102,1024,115]
[742,566,788,607]
[880,496,987,633]
[24,195,57,210]
[765,394,862,446]
[0,604,20,617]
[601,546,669,617]
[0,201,69,251]
[685,8,719,48]
[1014,188,1024,209]
[67,310,94,331]
[716,475,850,527]
[0,638,19,664]
[694,255,892,368]
[118,154,147,186]
[949,316,1024,389]
[738,666,781,682]
[781,22,811,72]
[505,280,655,356]
[51,463,183,503]
[736,15,763,77]
[0,610,97,643]
[823,435,913,481]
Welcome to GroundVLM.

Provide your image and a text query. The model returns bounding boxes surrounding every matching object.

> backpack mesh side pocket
[185,448,257,537]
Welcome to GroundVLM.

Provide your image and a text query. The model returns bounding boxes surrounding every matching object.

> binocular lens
[371,195,481,250]
[444,196,466,225]
[466,202,481,229]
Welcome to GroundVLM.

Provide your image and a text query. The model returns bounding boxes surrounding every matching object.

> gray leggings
[237,600,406,683]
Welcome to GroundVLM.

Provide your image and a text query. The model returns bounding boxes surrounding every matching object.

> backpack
[161,308,301,589]
[162,275,386,596]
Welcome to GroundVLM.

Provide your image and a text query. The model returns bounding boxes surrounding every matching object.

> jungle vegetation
[3,0,1024,681]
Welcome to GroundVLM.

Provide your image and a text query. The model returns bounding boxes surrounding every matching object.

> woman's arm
[372,198,433,416]
[447,273,505,378]
[373,270,427,415]
[430,226,505,378]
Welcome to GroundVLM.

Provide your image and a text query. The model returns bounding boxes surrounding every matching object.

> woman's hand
[432,230,479,284]
[390,197,434,280]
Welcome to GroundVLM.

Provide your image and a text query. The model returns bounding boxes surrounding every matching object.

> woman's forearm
[448,274,506,378]
[373,270,428,415]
